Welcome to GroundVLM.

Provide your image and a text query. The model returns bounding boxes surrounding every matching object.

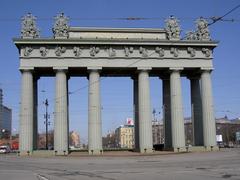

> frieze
[39,47,48,57]
[23,47,33,56]
[55,46,66,56]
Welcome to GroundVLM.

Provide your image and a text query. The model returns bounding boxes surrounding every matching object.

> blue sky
[0,0,239,142]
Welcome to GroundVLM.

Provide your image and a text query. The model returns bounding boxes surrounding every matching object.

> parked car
[0,146,11,154]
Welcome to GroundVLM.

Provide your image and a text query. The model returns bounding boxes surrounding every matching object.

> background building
[0,89,12,138]
[152,121,164,145]
[115,119,134,149]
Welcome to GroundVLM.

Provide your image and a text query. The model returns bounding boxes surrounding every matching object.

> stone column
[162,76,172,149]
[33,77,39,150]
[190,76,203,146]
[54,68,69,155]
[170,68,186,152]
[88,68,102,155]
[19,69,34,155]
[132,76,139,151]
[201,69,216,149]
[138,69,153,153]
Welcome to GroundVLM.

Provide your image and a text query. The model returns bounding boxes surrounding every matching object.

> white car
[0,146,10,154]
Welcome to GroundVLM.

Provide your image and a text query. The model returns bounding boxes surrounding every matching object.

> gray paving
[0,149,240,180]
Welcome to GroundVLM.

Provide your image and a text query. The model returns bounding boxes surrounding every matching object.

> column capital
[137,67,152,72]
[200,67,214,72]
[53,67,68,73]
[19,67,34,73]
[87,67,102,72]
[169,67,183,72]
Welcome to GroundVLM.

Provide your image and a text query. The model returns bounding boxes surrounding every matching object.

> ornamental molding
[55,46,66,56]
[107,47,116,57]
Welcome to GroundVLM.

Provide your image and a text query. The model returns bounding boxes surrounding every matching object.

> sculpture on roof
[196,17,210,41]
[21,13,40,38]
[165,16,181,40]
[53,13,69,38]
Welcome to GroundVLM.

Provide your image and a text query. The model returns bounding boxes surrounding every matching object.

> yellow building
[115,125,134,149]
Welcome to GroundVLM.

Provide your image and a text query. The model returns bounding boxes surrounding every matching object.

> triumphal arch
[14,13,218,155]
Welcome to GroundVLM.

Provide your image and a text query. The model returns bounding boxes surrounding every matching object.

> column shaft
[19,70,34,154]
[170,70,186,151]
[138,70,153,153]
[133,77,139,151]
[190,77,203,146]
[162,77,172,149]
[88,70,102,154]
[201,70,216,148]
[54,69,69,155]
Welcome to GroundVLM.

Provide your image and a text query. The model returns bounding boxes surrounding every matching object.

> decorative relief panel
[23,47,33,56]
[89,47,100,57]
[55,46,66,56]
[155,47,165,57]
[124,47,134,57]
[39,47,48,57]
[73,46,82,57]
[187,47,196,57]
[139,47,148,57]
[170,47,179,57]
[202,48,211,57]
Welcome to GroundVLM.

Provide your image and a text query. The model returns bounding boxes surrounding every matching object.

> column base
[173,147,187,152]
[19,150,33,156]
[139,148,154,153]
[54,150,69,156]
[88,149,103,155]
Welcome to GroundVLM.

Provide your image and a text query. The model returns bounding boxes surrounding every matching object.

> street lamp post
[44,99,50,150]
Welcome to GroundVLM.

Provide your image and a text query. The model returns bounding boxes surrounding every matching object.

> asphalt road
[0,148,240,180]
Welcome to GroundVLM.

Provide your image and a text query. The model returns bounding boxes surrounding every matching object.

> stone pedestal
[88,69,102,155]
[201,70,216,148]
[20,69,34,155]
[54,69,69,155]
[138,69,153,153]
[170,69,186,151]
